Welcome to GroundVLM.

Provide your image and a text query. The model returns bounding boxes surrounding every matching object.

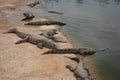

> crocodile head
[52,29,58,34]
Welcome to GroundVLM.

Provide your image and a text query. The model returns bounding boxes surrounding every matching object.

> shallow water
[41,0,120,80]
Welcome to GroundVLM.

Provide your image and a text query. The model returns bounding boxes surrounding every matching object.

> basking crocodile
[48,11,63,15]
[66,58,92,80]
[42,48,108,56]
[40,29,66,43]
[21,12,35,21]
[27,1,40,8]
[40,29,58,39]
[4,28,59,49]
[25,21,66,26]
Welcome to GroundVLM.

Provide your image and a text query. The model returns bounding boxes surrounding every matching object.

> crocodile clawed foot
[37,43,44,49]
[15,40,23,44]
[66,65,71,69]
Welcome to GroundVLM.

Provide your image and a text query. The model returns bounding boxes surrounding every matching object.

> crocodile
[48,11,63,15]
[66,58,92,80]
[40,29,67,43]
[3,28,59,49]
[42,48,108,56]
[25,20,66,26]
[27,1,40,8]
[40,29,58,39]
[21,12,35,21]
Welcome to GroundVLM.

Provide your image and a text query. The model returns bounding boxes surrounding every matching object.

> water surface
[41,0,120,80]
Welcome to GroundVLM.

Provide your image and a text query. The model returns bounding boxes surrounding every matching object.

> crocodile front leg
[64,56,79,63]
[15,36,29,44]
[66,65,75,72]
[37,43,44,49]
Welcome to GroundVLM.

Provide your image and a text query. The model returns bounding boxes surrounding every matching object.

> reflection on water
[95,0,120,6]
[96,0,110,6]
[42,0,120,4]
[41,0,120,80]
[77,0,120,4]
[40,0,60,4]
[75,0,84,4]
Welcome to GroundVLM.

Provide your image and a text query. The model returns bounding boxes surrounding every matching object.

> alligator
[42,47,108,56]
[21,12,35,21]
[3,28,59,49]
[24,20,66,26]
[66,58,92,80]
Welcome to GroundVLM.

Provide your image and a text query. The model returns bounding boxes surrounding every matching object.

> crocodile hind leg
[51,37,67,43]
[64,56,79,63]
[15,36,29,44]
[37,43,44,49]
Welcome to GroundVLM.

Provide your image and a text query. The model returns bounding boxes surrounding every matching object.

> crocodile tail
[3,28,16,33]
[21,17,34,21]
[24,22,34,25]
[42,49,76,55]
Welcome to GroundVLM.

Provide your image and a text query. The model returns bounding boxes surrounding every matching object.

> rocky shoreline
[0,0,102,80]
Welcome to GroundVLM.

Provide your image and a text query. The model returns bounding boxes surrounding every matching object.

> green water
[41,0,120,80]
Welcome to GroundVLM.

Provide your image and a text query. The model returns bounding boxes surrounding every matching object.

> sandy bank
[0,0,27,7]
